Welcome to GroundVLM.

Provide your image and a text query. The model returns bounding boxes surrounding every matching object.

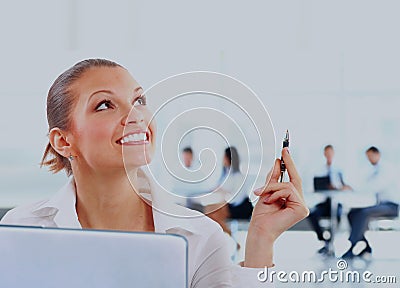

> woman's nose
[121,106,144,126]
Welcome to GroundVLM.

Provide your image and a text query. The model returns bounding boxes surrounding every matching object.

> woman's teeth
[120,133,148,144]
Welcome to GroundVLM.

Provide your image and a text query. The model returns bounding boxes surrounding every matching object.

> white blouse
[1,177,273,287]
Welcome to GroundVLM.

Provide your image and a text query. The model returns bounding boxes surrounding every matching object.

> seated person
[205,147,253,235]
[170,146,205,199]
[308,145,352,254]
[342,146,399,258]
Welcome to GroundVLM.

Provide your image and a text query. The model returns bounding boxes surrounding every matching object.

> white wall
[1,0,399,205]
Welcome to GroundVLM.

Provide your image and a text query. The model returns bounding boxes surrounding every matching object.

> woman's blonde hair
[41,59,122,175]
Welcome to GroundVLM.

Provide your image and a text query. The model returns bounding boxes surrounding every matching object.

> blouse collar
[31,175,205,235]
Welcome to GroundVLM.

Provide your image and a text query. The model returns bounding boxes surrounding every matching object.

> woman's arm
[244,148,309,268]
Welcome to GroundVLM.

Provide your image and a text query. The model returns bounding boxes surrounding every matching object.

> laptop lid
[0,225,188,288]
[313,176,331,192]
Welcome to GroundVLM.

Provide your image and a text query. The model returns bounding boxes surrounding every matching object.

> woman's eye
[133,95,147,107]
[95,100,113,111]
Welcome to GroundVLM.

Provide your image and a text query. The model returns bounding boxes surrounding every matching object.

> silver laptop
[0,225,187,288]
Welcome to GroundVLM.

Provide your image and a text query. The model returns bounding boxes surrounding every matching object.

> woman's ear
[49,128,74,158]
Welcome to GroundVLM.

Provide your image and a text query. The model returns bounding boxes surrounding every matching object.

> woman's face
[68,66,156,171]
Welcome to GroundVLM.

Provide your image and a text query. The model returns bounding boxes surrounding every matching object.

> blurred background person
[170,146,206,207]
[342,146,399,259]
[308,145,352,254]
[182,147,194,169]
[316,145,352,191]
[205,147,253,235]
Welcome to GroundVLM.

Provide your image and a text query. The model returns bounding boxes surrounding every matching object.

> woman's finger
[263,188,302,204]
[268,158,281,184]
[281,148,302,194]
[255,182,295,196]
[253,159,280,196]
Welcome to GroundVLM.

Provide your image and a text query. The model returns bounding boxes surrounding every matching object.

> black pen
[280,130,289,182]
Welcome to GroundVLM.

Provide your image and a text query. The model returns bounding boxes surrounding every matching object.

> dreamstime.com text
[257,260,397,284]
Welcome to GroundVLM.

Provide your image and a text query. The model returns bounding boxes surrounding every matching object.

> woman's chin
[122,146,154,165]
[123,155,153,169]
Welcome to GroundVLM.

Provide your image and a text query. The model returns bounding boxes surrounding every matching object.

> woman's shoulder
[0,199,53,225]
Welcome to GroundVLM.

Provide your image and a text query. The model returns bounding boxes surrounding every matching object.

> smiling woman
[0,59,309,287]
[42,60,156,177]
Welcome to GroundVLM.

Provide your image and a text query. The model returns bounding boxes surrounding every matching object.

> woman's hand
[244,148,309,268]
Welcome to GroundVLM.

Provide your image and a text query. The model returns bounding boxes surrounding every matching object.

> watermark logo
[336,259,348,270]
[257,260,397,284]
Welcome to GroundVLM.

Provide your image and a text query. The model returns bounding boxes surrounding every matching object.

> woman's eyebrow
[134,86,143,94]
[88,89,114,102]
[88,86,143,103]
[132,87,144,100]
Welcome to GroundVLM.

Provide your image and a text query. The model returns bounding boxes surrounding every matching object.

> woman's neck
[73,168,154,232]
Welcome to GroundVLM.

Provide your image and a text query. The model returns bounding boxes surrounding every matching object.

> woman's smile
[117,130,150,145]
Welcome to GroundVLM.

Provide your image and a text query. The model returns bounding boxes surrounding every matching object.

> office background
[1,0,399,205]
